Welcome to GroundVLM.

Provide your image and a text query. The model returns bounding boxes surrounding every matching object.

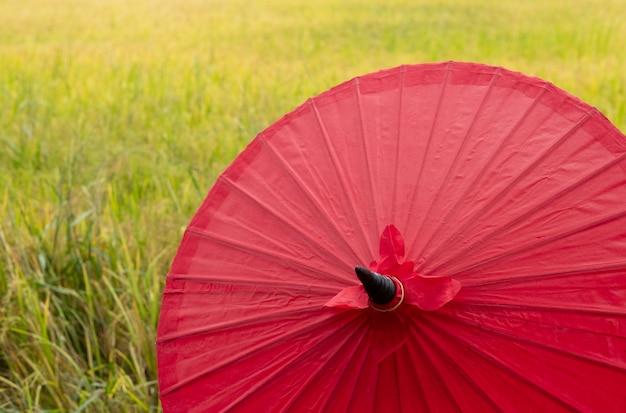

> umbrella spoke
[287,322,372,413]
[409,316,507,412]
[219,315,369,412]
[390,66,406,224]
[217,174,357,272]
[413,85,548,264]
[353,78,382,239]
[401,62,451,244]
[372,352,402,413]
[391,312,460,412]
[331,333,379,413]
[430,152,626,276]
[156,306,322,343]
[309,98,378,259]
[375,347,434,413]
[451,298,626,319]
[460,261,626,290]
[391,347,430,412]
[186,227,352,285]
[415,314,581,411]
[410,67,503,258]
[415,108,596,273]
[166,272,339,294]
[446,208,626,279]
[259,137,364,264]
[443,310,626,409]
[392,354,403,413]
[454,263,626,316]
[434,304,626,371]
[159,311,358,397]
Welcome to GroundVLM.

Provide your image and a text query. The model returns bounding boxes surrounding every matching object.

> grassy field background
[1,0,624,411]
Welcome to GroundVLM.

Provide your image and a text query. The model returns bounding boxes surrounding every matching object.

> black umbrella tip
[354,266,396,305]
[354,266,374,284]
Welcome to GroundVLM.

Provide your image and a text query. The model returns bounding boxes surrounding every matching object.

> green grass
[1,0,624,411]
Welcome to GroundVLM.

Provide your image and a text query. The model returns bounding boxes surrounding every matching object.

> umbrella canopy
[157,62,626,412]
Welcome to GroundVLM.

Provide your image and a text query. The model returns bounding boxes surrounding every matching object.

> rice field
[0,0,624,411]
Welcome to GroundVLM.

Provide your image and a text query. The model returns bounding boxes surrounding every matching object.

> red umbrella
[157,62,626,412]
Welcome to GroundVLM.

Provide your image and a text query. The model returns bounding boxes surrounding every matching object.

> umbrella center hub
[369,276,404,312]
[355,266,405,312]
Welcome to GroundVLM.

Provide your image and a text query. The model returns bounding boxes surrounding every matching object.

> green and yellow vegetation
[1,0,624,411]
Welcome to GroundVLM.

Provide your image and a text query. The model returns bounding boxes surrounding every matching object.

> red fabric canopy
[157,62,626,412]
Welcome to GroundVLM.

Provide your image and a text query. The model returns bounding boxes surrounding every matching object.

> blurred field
[0,0,624,411]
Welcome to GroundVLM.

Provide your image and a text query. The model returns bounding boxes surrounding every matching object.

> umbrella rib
[443,302,626,351]
[412,67,503,257]
[448,207,626,278]
[338,335,378,412]
[400,329,444,412]
[416,85,549,267]
[415,108,596,273]
[430,309,626,380]
[220,315,368,413]
[309,97,378,259]
[451,298,626,318]
[156,306,321,343]
[460,261,626,289]
[390,65,407,224]
[401,62,451,240]
[354,77,382,238]
[258,136,363,264]
[394,353,405,413]
[394,346,428,412]
[413,320,505,412]
[371,355,381,413]
[406,318,465,412]
[186,227,351,284]
[455,263,626,316]
[431,306,626,373]
[381,316,433,411]
[430,150,626,275]
[417,314,582,411]
[284,327,371,413]
[166,272,339,294]
[418,310,524,411]
[159,311,354,397]
[216,175,355,271]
